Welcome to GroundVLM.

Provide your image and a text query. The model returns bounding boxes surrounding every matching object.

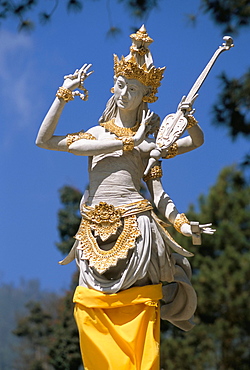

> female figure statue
[36,26,214,370]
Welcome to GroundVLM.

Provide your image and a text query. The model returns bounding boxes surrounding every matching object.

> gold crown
[113,26,165,103]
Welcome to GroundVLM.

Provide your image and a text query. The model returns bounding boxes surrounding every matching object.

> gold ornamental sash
[80,199,153,241]
[75,200,153,274]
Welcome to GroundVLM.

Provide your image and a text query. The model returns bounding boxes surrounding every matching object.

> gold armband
[143,165,163,182]
[66,131,96,147]
[187,115,198,129]
[122,137,134,151]
[56,87,74,103]
[174,213,190,233]
[162,142,178,159]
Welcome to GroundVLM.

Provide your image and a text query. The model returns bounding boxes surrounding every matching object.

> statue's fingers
[86,70,94,77]
[202,228,216,234]
[191,93,199,104]
[80,64,87,71]
[200,223,212,228]
[82,64,93,75]
[85,63,92,71]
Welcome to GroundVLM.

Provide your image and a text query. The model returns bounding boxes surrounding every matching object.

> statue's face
[114,76,145,111]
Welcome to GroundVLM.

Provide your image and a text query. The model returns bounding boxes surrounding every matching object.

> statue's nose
[121,86,128,96]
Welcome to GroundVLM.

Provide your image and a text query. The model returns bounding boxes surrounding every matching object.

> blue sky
[1,0,249,293]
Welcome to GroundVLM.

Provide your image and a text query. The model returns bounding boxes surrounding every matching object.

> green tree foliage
[14,292,82,370]
[212,70,250,166]
[213,71,250,138]
[201,0,250,33]
[48,292,82,370]
[1,0,249,34]
[56,185,82,255]
[119,0,159,18]
[200,0,250,165]
[0,280,58,370]
[0,0,83,31]
[0,0,159,32]
[160,166,250,370]
[13,301,53,369]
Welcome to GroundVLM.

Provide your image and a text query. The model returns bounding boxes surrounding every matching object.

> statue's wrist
[186,115,198,129]
[56,86,74,103]
[180,223,192,236]
[133,134,140,146]
[122,137,134,151]
[173,213,190,233]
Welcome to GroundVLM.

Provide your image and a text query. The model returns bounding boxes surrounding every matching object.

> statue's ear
[142,87,152,102]
[111,76,117,93]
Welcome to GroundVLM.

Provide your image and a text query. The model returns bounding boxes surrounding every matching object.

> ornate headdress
[113,25,166,103]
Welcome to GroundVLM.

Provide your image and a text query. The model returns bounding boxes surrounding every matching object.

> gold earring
[110,87,114,93]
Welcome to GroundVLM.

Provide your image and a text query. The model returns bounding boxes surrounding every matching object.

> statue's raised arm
[35,63,93,151]
[145,36,234,174]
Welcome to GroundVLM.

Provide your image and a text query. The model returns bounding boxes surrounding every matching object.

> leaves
[161,166,250,369]
[67,0,83,13]
[56,186,82,255]
[120,0,159,18]
[201,0,250,33]
[212,71,250,139]
[14,293,82,370]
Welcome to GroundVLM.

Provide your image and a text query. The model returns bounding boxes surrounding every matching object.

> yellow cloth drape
[73,284,162,370]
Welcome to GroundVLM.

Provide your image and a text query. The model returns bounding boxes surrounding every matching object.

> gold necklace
[100,118,140,137]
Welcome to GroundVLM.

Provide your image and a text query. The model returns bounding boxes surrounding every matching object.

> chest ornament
[100,118,139,138]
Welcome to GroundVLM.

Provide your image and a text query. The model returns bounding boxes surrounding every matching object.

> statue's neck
[115,109,137,128]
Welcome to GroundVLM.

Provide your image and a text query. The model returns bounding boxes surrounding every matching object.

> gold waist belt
[75,199,153,274]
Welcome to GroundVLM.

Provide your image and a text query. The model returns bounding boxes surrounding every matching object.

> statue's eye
[129,85,137,92]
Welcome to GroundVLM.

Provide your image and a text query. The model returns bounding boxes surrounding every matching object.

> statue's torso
[86,125,155,207]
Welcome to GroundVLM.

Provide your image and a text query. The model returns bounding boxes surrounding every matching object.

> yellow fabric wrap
[73,284,162,370]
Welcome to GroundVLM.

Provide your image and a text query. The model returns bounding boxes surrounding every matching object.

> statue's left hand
[63,63,93,91]
[178,94,198,116]
[134,110,154,146]
[199,223,216,235]
[181,222,216,246]
[181,222,216,237]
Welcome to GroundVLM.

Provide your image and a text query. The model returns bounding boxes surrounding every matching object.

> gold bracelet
[56,86,74,103]
[122,137,134,151]
[143,165,163,182]
[187,115,198,129]
[162,142,178,159]
[66,131,96,147]
[173,213,190,233]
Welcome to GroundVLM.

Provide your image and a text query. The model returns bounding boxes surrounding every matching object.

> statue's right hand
[63,63,93,91]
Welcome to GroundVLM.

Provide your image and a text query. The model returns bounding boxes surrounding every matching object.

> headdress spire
[113,25,165,103]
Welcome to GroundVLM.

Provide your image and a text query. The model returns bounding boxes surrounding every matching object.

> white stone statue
[36,26,216,370]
